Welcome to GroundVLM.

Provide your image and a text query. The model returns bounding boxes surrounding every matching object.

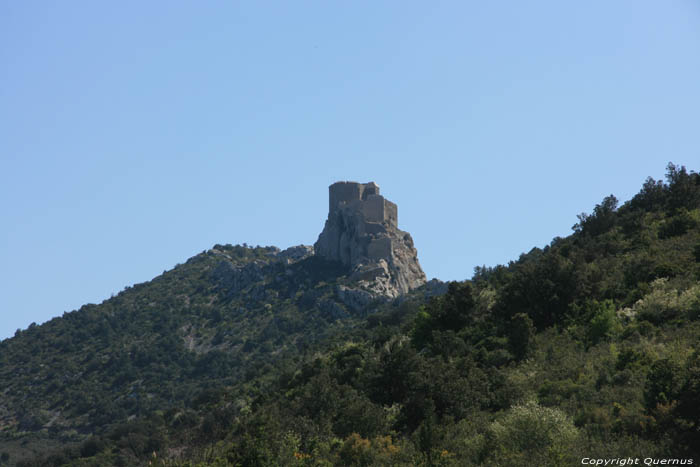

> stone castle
[314,181,426,298]
[329,181,397,226]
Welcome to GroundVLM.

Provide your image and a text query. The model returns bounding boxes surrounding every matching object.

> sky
[1,1,699,341]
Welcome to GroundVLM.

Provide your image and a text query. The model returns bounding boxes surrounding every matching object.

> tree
[666,163,700,212]
[415,401,441,467]
[676,351,700,455]
[586,300,621,345]
[630,176,666,211]
[410,282,475,350]
[573,195,619,236]
[496,253,578,328]
[485,400,579,466]
[509,313,535,360]
[644,358,685,410]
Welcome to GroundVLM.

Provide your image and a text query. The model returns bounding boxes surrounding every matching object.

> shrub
[485,400,579,465]
[587,300,622,345]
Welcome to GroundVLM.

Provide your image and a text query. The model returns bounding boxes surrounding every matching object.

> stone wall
[359,194,386,223]
[384,199,397,227]
[329,182,362,214]
[367,237,392,259]
[329,181,384,215]
[327,182,398,227]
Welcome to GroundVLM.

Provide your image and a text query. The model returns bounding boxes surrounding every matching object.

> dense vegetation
[1,163,699,466]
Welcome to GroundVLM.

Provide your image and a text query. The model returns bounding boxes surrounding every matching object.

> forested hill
[0,242,439,465]
[2,163,700,466]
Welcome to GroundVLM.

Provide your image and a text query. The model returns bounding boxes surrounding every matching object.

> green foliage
[586,300,622,345]
[658,208,700,239]
[4,164,700,465]
[623,279,700,324]
[495,250,579,329]
[574,194,619,236]
[508,313,535,360]
[665,163,700,212]
[484,400,579,466]
[410,282,476,351]
[644,358,685,410]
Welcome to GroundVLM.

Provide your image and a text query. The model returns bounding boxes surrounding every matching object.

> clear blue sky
[2,1,699,340]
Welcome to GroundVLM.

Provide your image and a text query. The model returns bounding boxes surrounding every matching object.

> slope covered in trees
[2,163,699,466]
[0,244,420,464]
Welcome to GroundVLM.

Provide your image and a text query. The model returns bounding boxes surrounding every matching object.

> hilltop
[1,165,700,466]
[0,182,439,465]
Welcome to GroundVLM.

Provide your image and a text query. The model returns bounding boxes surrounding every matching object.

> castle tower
[327,181,397,227]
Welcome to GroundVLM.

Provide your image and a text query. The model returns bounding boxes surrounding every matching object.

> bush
[658,209,699,239]
[509,313,535,360]
[484,400,579,466]
[586,300,621,345]
[630,279,700,324]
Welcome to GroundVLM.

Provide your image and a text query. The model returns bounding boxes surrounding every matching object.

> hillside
[1,164,700,466]
[0,242,443,466]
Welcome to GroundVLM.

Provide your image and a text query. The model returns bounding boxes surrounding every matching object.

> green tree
[485,400,579,466]
[496,252,578,328]
[509,313,535,360]
[676,351,700,455]
[573,195,618,236]
[586,300,621,345]
[645,358,685,410]
[666,163,700,212]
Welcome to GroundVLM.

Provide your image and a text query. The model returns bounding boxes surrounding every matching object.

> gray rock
[212,260,266,297]
[276,245,314,264]
[336,285,376,311]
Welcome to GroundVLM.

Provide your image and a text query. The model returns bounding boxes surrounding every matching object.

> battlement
[328,181,396,226]
[329,181,378,212]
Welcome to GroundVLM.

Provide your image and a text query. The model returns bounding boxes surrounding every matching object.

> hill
[1,164,700,466]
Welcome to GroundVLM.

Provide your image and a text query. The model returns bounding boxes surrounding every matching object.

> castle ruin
[314,181,426,297]
[328,181,398,226]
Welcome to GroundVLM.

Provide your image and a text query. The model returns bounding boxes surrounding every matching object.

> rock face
[314,181,426,298]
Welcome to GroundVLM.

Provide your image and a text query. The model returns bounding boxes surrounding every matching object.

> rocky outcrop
[275,245,314,263]
[211,245,315,300]
[212,260,267,298]
[336,285,375,311]
[314,181,426,298]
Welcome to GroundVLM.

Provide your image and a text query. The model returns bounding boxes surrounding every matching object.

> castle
[314,181,426,297]
[328,181,398,227]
